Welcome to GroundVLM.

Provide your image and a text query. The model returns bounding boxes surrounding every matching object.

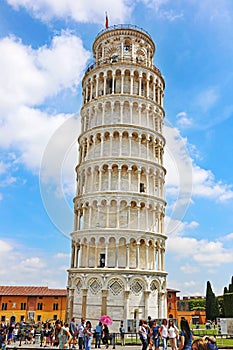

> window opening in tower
[100,254,105,267]
[140,183,145,193]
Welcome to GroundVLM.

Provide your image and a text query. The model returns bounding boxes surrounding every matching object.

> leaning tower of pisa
[67,24,167,331]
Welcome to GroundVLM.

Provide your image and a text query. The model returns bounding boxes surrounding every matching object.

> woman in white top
[138,319,148,350]
[159,319,168,350]
[168,320,179,350]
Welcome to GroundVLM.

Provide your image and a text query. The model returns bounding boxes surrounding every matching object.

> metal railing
[84,57,162,76]
[95,24,152,40]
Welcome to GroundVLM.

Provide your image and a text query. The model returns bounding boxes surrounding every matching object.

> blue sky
[0,0,233,298]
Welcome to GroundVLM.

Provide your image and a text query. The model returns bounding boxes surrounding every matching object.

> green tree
[205,281,219,321]
[223,275,233,317]
[188,299,206,311]
[229,276,233,292]
[218,296,225,317]
[223,293,233,317]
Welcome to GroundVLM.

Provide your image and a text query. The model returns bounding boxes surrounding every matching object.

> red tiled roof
[0,286,67,296]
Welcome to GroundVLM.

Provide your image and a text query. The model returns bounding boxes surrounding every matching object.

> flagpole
[105,12,109,29]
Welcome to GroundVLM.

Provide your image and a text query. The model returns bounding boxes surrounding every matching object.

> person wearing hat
[203,336,218,350]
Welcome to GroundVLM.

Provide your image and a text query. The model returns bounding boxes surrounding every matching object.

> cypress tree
[229,276,233,292]
[206,281,218,321]
[223,276,233,317]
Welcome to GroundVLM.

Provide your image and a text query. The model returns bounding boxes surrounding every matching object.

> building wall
[177,310,206,325]
[0,295,66,323]
[167,290,178,320]
[166,290,206,325]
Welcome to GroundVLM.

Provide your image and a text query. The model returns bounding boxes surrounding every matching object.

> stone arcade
[66,24,167,332]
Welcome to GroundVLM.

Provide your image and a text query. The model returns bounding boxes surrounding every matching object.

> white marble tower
[67,24,167,331]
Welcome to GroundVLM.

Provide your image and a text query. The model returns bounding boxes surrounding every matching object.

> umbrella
[99,315,113,325]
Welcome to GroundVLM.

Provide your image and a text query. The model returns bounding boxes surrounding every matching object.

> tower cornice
[93,24,155,54]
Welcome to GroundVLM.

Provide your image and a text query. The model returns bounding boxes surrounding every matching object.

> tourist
[178,319,193,350]
[0,330,7,350]
[151,319,160,350]
[191,338,208,350]
[138,319,148,350]
[202,336,218,350]
[168,320,179,350]
[55,320,72,350]
[44,322,53,346]
[7,324,14,344]
[29,325,35,344]
[159,319,168,350]
[119,322,125,346]
[95,321,102,349]
[83,321,93,350]
[12,325,19,343]
[102,324,110,349]
[77,318,86,350]
[69,317,77,349]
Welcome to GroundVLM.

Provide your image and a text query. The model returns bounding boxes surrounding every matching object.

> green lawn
[114,331,233,347]
[191,325,233,347]
[192,329,218,336]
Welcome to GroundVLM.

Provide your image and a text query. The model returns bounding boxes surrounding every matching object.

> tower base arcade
[67,269,167,332]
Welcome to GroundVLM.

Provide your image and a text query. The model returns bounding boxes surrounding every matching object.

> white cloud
[165,123,233,208]
[167,235,233,267]
[165,216,198,236]
[195,87,219,112]
[165,123,193,192]
[0,32,90,173]
[164,124,193,232]
[222,232,233,241]
[21,257,46,270]
[0,161,9,175]
[180,265,200,274]
[194,0,233,24]
[164,122,233,234]
[192,164,233,201]
[0,32,90,111]
[0,238,68,287]
[183,280,197,288]
[0,240,12,254]
[40,115,80,190]
[54,253,71,259]
[39,115,80,236]
[139,0,168,11]
[58,265,69,271]
[140,0,183,21]
[160,10,183,21]
[176,112,192,128]
[7,0,133,24]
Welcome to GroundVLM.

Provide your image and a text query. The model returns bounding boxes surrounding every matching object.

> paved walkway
[6,344,140,350]
[5,339,233,350]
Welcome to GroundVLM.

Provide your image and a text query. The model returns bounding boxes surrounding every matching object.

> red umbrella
[99,315,113,325]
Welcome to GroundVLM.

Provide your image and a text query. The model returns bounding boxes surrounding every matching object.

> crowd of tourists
[0,317,219,350]
[0,317,112,350]
[138,317,218,350]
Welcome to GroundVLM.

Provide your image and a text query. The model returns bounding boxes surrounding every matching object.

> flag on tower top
[105,12,109,29]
